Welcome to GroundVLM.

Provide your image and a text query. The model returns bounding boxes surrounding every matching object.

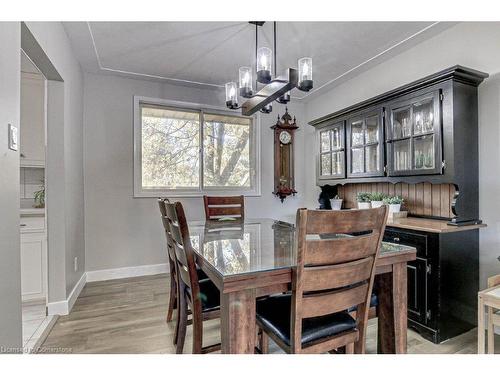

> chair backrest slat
[158,198,176,263]
[301,257,373,292]
[304,233,378,266]
[291,207,388,352]
[203,195,244,220]
[301,283,368,319]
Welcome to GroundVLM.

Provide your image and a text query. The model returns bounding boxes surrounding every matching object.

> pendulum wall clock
[271,108,298,202]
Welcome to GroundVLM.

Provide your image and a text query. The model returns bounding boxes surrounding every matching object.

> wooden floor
[41,274,500,354]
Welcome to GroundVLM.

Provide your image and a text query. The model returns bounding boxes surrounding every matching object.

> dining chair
[158,198,209,346]
[256,206,388,354]
[164,201,221,354]
[478,274,500,353]
[203,195,245,221]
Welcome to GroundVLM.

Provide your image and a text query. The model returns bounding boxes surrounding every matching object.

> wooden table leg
[377,263,408,354]
[478,294,485,354]
[220,289,256,354]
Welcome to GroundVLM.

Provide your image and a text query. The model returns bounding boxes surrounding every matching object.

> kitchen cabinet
[346,107,384,178]
[317,120,345,180]
[383,226,479,344]
[20,72,45,168]
[20,214,47,302]
[385,88,443,176]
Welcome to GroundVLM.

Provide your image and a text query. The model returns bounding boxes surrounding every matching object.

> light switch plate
[8,124,18,151]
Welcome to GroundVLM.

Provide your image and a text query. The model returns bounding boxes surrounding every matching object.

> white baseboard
[47,272,86,316]
[85,263,169,283]
[46,264,168,315]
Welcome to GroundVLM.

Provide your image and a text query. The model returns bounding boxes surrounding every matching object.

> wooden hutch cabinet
[309,66,488,344]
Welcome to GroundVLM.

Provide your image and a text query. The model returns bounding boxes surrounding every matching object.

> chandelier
[225,22,313,116]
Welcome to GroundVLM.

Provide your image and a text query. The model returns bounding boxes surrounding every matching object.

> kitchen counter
[20,208,45,216]
[386,216,486,233]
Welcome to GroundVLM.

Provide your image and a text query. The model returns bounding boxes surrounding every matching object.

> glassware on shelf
[320,131,330,152]
[414,135,434,170]
[351,121,364,146]
[351,148,363,174]
[393,139,410,171]
[332,152,342,175]
[365,145,379,172]
[332,128,341,150]
[413,100,433,134]
[365,115,379,143]
[393,108,410,139]
[321,153,331,175]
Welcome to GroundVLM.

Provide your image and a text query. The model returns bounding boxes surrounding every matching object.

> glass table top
[188,218,415,277]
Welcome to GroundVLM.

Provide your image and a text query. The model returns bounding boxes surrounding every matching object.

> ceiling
[63,22,455,100]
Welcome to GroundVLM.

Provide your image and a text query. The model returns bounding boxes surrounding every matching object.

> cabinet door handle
[393,237,400,242]
[20,224,27,227]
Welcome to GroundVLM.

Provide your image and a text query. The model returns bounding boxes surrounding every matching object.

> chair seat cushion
[347,293,378,312]
[256,294,356,347]
[198,279,220,312]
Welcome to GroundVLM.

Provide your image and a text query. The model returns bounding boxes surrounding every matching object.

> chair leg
[478,295,485,354]
[345,342,354,354]
[167,273,177,323]
[176,290,187,354]
[258,327,269,354]
[487,306,494,354]
[192,310,203,354]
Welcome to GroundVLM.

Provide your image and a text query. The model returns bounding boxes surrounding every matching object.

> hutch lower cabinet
[383,226,479,344]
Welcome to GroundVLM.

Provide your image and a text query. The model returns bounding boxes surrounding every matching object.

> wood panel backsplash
[337,183,456,219]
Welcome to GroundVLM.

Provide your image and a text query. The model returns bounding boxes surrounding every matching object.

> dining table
[188,218,417,354]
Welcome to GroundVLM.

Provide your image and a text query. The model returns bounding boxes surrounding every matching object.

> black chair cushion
[256,294,356,347]
[347,293,378,312]
[198,279,220,312]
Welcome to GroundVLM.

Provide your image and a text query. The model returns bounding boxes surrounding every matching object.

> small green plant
[369,192,387,201]
[356,192,371,203]
[33,179,45,208]
[383,195,404,205]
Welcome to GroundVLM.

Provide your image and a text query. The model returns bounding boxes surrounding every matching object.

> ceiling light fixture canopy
[225,21,313,116]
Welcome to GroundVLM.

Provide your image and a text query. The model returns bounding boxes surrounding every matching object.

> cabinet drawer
[384,228,427,257]
[20,216,45,232]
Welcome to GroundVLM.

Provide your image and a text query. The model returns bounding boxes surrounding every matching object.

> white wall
[304,22,500,287]
[0,21,22,349]
[83,72,305,271]
[23,22,85,299]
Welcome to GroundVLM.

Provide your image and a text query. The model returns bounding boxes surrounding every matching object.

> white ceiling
[63,21,455,100]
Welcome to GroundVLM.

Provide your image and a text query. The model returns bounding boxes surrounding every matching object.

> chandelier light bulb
[257,47,272,84]
[298,57,313,92]
[225,82,239,109]
[238,67,253,98]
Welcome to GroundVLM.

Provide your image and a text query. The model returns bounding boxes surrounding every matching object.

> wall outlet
[74,257,78,272]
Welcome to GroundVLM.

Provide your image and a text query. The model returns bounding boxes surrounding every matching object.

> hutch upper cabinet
[385,88,443,176]
[310,66,488,222]
[347,107,384,178]
[317,120,345,180]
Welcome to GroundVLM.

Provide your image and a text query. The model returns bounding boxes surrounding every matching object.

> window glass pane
[351,120,364,147]
[365,115,379,144]
[351,148,364,174]
[393,139,411,171]
[332,151,343,175]
[392,107,411,139]
[414,135,435,169]
[203,113,253,188]
[332,127,342,150]
[413,99,434,135]
[321,153,331,176]
[320,131,330,152]
[141,106,200,189]
[365,145,379,172]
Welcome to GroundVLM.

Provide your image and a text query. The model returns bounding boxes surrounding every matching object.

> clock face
[279,131,292,145]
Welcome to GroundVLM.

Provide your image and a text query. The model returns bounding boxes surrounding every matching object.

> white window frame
[133,96,261,198]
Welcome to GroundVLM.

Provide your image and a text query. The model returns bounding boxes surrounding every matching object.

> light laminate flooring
[41,274,500,354]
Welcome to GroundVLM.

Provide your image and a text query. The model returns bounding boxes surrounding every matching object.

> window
[134,97,260,197]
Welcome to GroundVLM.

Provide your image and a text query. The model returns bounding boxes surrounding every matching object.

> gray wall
[24,22,86,298]
[83,72,306,271]
[304,22,500,288]
[0,22,22,349]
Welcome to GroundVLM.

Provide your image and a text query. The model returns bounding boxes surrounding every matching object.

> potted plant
[330,195,343,211]
[33,179,45,209]
[383,195,404,214]
[356,192,371,209]
[369,192,387,208]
